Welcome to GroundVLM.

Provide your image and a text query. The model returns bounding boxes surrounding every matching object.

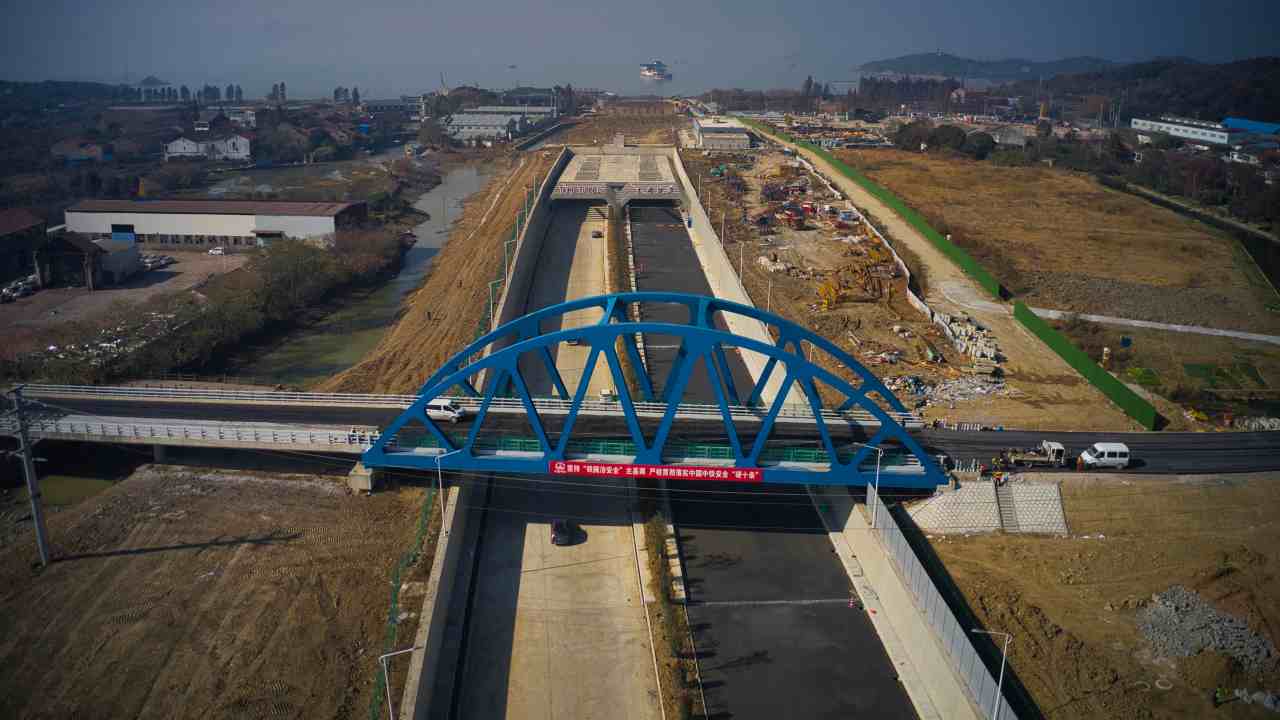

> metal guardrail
[20,384,923,428]
[0,416,377,451]
[867,485,1018,719]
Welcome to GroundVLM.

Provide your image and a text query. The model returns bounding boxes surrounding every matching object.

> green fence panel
[368,483,437,720]
[741,119,1006,300]
[1012,302,1159,429]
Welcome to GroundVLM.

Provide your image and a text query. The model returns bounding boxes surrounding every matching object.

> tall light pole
[7,387,50,566]
[379,645,422,720]
[433,448,463,518]
[971,629,1012,720]
[848,439,884,527]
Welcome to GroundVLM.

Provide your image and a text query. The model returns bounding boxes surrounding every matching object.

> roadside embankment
[318,151,559,393]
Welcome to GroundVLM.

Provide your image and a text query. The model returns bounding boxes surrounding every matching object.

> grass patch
[1126,367,1160,387]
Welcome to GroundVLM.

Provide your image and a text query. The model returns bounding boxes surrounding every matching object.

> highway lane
[33,395,1280,476]
[630,202,917,719]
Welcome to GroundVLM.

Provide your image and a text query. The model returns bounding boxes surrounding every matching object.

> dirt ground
[0,250,249,359]
[684,142,1138,431]
[0,461,429,720]
[927,472,1280,719]
[836,149,1280,336]
[1055,319,1280,428]
[559,115,682,146]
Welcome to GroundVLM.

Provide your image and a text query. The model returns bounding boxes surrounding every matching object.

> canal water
[225,163,493,387]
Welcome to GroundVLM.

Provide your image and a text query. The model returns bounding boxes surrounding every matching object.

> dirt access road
[0,463,428,720]
[929,472,1280,719]
[756,130,1135,431]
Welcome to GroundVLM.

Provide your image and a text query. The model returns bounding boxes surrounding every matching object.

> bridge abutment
[152,444,169,464]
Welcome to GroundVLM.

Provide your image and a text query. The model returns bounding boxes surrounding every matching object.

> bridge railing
[19,384,922,428]
[867,484,1019,720]
[1,416,378,450]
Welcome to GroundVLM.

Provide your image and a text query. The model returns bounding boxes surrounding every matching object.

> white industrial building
[65,200,366,249]
[471,105,559,120]
[1131,116,1234,145]
[164,134,251,162]
[693,116,752,150]
[445,114,528,144]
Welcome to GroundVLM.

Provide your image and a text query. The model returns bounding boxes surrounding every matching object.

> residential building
[0,208,46,284]
[163,134,251,162]
[693,116,751,150]
[1131,116,1234,145]
[65,200,366,249]
[363,97,417,114]
[227,108,257,129]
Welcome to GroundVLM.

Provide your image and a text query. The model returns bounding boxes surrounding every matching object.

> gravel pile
[1138,585,1277,674]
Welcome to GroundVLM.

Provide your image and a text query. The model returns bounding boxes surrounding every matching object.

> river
[220,162,493,387]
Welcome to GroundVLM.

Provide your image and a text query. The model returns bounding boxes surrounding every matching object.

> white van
[1080,442,1131,470]
[426,400,466,424]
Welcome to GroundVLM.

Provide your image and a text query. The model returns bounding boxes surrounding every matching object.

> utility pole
[8,387,50,567]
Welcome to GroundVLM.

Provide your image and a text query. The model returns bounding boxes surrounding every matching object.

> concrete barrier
[399,149,573,719]
[493,146,573,329]
[399,481,481,719]
[667,148,796,405]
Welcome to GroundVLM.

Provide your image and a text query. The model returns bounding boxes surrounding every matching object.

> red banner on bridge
[549,460,762,483]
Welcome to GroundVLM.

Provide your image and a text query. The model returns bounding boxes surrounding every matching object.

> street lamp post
[433,448,463,518]
[970,629,1012,720]
[847,439,884,528]
[378,645,422,720]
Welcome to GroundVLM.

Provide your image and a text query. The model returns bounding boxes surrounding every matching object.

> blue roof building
[1223,117,1280,136]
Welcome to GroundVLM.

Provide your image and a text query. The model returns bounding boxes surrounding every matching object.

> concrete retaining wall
[399,148,573,720]
[400,482,479,719]
[493,146,573,330]
[666,148,796,405]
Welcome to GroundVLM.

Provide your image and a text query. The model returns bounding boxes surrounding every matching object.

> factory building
[1131,116,1235,145]
[693,116,752,150]
[444,114,529,144]
[65,200,365,249]
[470,105,559,120]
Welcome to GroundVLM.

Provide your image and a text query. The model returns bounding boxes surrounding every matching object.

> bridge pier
[153,444,169,464]
[347,461,379,494]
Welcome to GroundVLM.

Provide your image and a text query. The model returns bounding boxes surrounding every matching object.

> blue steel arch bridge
[362,292,945,488]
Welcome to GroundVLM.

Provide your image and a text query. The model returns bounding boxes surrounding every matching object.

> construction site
[679,145,1110,430]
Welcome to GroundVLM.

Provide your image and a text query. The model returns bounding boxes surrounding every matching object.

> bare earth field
[0,250,248,357]
[837,149,1280,336]
[687,143,1137,430]
[927,473,1280,719]
[0,463,428,720]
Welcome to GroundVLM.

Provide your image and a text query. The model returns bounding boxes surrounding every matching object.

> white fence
[867,484,1020,720]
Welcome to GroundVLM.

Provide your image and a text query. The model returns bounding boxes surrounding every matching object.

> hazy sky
[3,0,1277,98]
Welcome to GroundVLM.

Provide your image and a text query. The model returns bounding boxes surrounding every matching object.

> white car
[425,399,466,424]
[1079,442,1131,470]
[208,247,226,256]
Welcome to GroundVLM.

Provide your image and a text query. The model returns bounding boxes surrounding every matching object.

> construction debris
[1234,416,1280,431]
[1138,585,1278,675]
[933,311,1002,364]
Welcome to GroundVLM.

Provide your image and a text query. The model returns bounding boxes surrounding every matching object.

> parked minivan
[425,399,466,424]
[1079,442,1130,470]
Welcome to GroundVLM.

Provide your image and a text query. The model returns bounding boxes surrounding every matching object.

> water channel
[221,162,493,387]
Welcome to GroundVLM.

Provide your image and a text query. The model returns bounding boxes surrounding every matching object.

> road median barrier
[1013,301,1161,430]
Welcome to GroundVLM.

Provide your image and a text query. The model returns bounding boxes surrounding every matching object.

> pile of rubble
[1234,416,1280,431]
[933,311,1001,370]
[1138,585,1277,675]
[885,374,1010,408]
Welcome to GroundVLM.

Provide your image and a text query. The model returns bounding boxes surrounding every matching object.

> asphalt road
[630,202,917,719]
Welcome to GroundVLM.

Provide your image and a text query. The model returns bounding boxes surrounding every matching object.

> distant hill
[859,53,1116,81]
[1000,57,1280,123]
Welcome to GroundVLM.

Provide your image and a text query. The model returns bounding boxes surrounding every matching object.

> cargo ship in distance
[640,60,672,80]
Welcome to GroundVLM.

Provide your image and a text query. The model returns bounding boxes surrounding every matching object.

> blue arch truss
[362,292,945,488]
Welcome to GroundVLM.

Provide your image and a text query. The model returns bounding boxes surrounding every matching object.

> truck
[1000,440,1068,468]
